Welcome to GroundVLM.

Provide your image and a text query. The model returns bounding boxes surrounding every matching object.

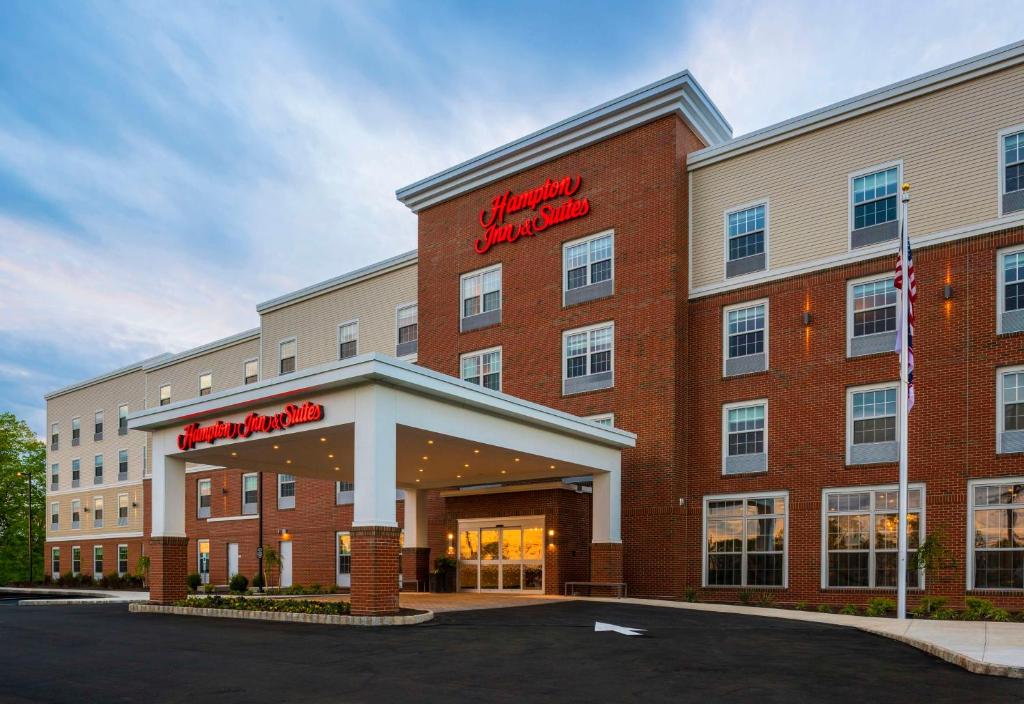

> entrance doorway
[458,517,544,592]
[336,532,351,588]
[198,540,210,585]
[227,543,239,580]
[279,541,292,588]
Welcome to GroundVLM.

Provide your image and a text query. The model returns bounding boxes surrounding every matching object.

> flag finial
[901,182,911,192]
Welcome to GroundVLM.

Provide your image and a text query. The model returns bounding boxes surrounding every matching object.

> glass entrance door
[458,520,544,592]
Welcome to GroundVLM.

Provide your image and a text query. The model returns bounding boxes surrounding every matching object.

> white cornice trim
[396,70,731,213]
[45,531,144,543]
[207,515,259,523]
[142,329,260,373]
[45,353,171,401]
[688,39,1024,169]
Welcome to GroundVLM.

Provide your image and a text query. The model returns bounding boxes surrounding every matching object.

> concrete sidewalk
[593,597,1024,678]
[3,586,149,605]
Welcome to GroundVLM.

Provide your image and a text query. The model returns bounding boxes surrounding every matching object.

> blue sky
[1,1,1020,434]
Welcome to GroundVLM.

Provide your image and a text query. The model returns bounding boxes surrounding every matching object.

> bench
[400,579,425,593]
[564,581,628,598]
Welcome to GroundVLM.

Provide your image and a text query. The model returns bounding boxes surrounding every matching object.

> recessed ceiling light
[415,478,420,483]
[334,467,340,471]
[422,456,428,461]
[463,463,469,468]
[273,445,279,450]
[418,468,424,473]
[456,474,462,478]
[286,459,292,464]
[328,453,334,459]
[320,437,326,443]
[230,452,237,457]
[473,449,480,454]
[549,465,555,469]
[500,470,507,474]
[514,458,520,462]
[427,440,434,445]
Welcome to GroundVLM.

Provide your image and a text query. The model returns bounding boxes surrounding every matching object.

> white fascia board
[45,353,172,401]
[142,329,260,373]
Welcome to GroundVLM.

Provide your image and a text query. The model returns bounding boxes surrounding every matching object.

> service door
[279,541,292,588]
[336,532,351,588]
[227,543,239,580]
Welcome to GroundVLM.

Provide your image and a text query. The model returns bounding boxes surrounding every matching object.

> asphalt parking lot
[1,600,1021,703]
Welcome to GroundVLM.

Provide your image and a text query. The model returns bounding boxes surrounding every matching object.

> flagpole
[897,183,911,620]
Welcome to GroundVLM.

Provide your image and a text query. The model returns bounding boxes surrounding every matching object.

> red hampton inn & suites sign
[177,401,325,451]
[474,175,590,254]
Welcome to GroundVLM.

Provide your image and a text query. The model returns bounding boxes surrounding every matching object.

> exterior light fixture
[328,453,334,459]
[415,478,420,483]
[273,445,279,450]
[427,440,434,445]
[422,455,428,461]
[548,529,555,537]
[473,449,480,454]
[549,465,555,470]
[802,311,813,325]
[943,284,954,300]
[463,463,469,468]
[418,468,424,472]
[320,437,327,442]
[286,459,292,464]
[446,533,455,556]
[230,451,237,457]
[334,466,340,471]
[514,458,520,462]
[500,470,507,474]
[456,474,462,478]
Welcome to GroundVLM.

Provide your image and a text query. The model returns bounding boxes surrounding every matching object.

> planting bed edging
[129,602,433,626]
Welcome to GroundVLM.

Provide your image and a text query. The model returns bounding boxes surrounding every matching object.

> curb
[129,602,434,626]
[867,629,1024,679]
[19,597,145,606]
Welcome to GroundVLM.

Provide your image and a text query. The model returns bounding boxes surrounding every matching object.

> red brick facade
[149,536,188,604]
[350,525,401,616]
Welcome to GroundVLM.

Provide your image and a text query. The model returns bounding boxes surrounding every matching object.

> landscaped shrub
[684,588,699,603]
[816,604,833,614]
[963,597,1010,622]
[176,595,351,616]
[738,589,752,605]
[186,573,202,593]
[839,604,859,616]
[756,592,775,607]
[251,572,265,589]
[865,597,896,617]
[203,583,214,594]
[229,574,249,593]
[795,601,809,611]
[911,596,955,620]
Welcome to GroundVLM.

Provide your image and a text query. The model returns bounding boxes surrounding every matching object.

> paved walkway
[2,586,149,605]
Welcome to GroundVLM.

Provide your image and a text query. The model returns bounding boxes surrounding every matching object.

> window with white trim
[117,493,129,527]
[848,276,897,357]
[824,486,923,588]
[71,500,81,529]
[93,454,103,484]
[704,493,786,587]
[461,347,501,391]
[847,384,898,465]
[563,322,613,394]
[278,473,296,510]
[999,367,1024,454]
[118,404,128,435]
[93,496,103,528]
[71,416,80,445]
[336,481,354,505]
[71,546,81,576]
[723,301,767,376]
[338,321,358,360]
[159,385,171,406]
[118,449,128,481]
[998,246,1024,334]
[244,358,259,385]
[725,203,767,277]
[242,473,259,515]
[279,338,296,375]
[94,410,103,441]
[118,544,129,576]
[93,545,103,578]
[852,166,899,229]
[461,265,501,331]
[396,304,418,357]
[563,231,613,303]
[970,479,1024,589]
[71,458,80,487]
[50,463,59,490]
[722,401,767,474]
[199,372,212,396]
[1002,127,1024,215]
[51,547,60,577]
[50,502,59,530]
[197,478,211,518]
[586,413,614,427]
[50,422,58,450]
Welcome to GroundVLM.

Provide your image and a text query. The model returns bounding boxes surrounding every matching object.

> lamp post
[16,470,32,583]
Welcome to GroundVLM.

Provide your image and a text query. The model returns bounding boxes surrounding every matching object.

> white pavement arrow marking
[594,621,647,636]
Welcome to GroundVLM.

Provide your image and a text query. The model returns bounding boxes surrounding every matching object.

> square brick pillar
[149,537,188,604]
[590,542,623,596]
[351,525,401,616]
[402,547,431,591]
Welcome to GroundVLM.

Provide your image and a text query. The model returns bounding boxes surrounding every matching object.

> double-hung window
[118,545,129,577]
[118,404,128,435]
[118,449,128,481]
[197,478,211,518]
[461,265,501,332]
[998,366,1024,454]
[51,547,60,577]
[1001,127,1024,215]
[93,454,103,484]
[563,231,613,305]
[93,546,103,578]
[396,303,418,357]
[722,400,767,474]
[848,275,898,357]
[50,463,59,490]
[50,423,58,450]
[71,546,81,576]
[338,321,358,360]
[461,347,501,391]
[563,322,613,395]
[278,473,296,510]
[336,481,354,505]
[824,486,923,588]
[242,473,259,515]
[723,301,767,376]
[50,502,59,530]
[970,479,1024,589]
[244,358,259,385]
[279,339,296,375]
[847,384,899,465]
[199,372,212,396]
[71,417,80,445]
[117,494,129,527]
[71,459,80,488]
[71,500,81,529]
[704,493,787,587]
[93,497,103,528]
[94,410,103,441]
[725,203,767,278]
[159,385,171,406]
[850,163,900,248]
[998,245,1024,334]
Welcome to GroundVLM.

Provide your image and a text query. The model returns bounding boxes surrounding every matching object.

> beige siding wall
[143,336,260,408]
[46,483,145,541]
[260,263,417,378]
[690,65,1024,291]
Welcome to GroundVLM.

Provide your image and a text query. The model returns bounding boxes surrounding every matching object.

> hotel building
[45,41,1024,615]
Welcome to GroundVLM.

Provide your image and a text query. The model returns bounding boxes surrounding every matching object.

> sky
[1,0,1021,435]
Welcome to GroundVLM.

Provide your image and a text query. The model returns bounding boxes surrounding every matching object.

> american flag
[894,218,916,411]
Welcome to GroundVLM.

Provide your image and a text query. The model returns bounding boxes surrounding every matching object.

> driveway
[1,601,1021,703]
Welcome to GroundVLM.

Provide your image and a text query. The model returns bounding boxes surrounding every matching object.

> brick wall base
[401,547,431,591]
[149,536,189,604]
[591,542,624,596]
[351,526,400,616]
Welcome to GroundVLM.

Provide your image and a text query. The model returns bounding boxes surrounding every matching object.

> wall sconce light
[280,528,291,542]
[83,506,90,513]
[802,311,813,326]
[547,528,556,551]
[943,284,954,300]
[131,502,138,508]
[446,532,455,556]
[221,487,229,495]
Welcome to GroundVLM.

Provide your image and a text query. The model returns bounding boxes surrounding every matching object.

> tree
[263,546,281,589]
[0,413,46,584]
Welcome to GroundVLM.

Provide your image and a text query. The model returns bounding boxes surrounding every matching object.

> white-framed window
[968,478,1024,590]
[118,449,128,481]
[159,385,171,406]
[998,366,1024,454]
[703,492,787,587]
[997,244,1024,335]
[71,416,80,445]
[93,454,103,484]
[93,496,103,528]
[71,546,81,576]
[849,161,901,247]
[723,300,767,377]
[117,544,128,577]
[461,265,501,320]
[242,473,259,515]
[847,274,898,357]
[117,493,129,527]
[71,499,81,529]
[999,125,1024,216]
[71,458,80,487]
[94,410,103,440]
[279,338,297,375]
[722,400,767,475]
[118,404,128,435]
[197,478,211,518]
[198,372,212,396]
[724,201,767,277]
[563,230,613,302]
[846,383,899,465]
[278,473,296,510]
[822,485,924,589]
[586,413,615,427]
[338,320,359,360]
[50,501,59,530]
[50,422,58,450]
[93,545,103,577]
[51,547,60,577]
[563,321,614,394]
[243,358,259,385]
[461,347,501,391]
[198,539,210,585]
[50,463,59,490]
[336,481,354,505]
[396,303,418,357]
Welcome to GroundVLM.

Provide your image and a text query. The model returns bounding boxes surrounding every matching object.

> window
[50,463,59,490]
[338,321,358,360]
[461,347,501,391]
[970,479,1024,589]
[94,454,103,484]
[1001,126,1024,215]
[94,410,103,441]
[71,459,80,488]
[71,417,80,445]
[396,303,418,357]
[118,545,128,576]
[50,422,58,450]
[278,473,296,510]
[159,385,171,406]
[586,413,614,427]
[279,339,296,375]
[51,547,60,577]
[141,447,147,477]
[850,163,901,248]
[244,358,259,385]
[999,367,1024,454]
[242,473,259,515]
[50,502,59,530]
[71,500,81,529]
[563,322,614,394]
[723,301,767,376]
[93,497,103,528]
[118,404,128,435]
[725,203,767,277]
[93,545,103,578]
[704,493,786,587]
[460,265,501,332]
[199,372,212,396]
[723,400,767,474]
[71,546,81,576]
[197,478,211,518]
[847,384,899,465]
[848,275,897,357]
[336,481,354,505]
[824,486,923,588]
[118,449,128,481]
[118,494,129,527]
[563,231,613,304]
[998,245,1024,334]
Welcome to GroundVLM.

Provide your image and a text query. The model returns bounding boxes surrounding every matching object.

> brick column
[591,542,623,596]
[351,526,401,615]
[401,547,431,591]
[149,536,188,604]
